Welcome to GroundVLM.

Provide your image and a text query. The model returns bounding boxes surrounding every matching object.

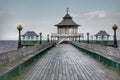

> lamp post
[39,32,42,44]
[112,24,118,48]
[87,32,90,44]
[47,34,49,43]
[17,24,23,49]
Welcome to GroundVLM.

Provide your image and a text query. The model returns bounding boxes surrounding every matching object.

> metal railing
[80,40,113,45]
[0,43,54,80]
[51,33,84,37]
[72,42,120,72]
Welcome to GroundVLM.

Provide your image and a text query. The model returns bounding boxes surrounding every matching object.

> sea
[0,40,120,53]
[0,40,18,53]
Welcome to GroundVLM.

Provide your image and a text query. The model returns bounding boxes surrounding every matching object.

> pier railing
[0,43,54,80]
[51,33,84,37]
[72,41,120,72]
[0,43,53,65]
[80,40,113,45]
[21,40,48,46]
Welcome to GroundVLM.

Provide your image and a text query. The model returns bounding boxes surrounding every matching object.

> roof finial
[66,8,69,13]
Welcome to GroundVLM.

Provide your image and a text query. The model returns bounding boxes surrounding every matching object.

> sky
[0,0,120,40]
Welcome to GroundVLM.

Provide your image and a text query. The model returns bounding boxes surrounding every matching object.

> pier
[20,44,120,80]
[0,9,120,80]
[0,42,120,80]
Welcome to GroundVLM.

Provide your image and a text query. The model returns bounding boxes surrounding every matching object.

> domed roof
[63,13,72,19]
[55,13,80,27]
[22,31,39,37]
[95,30,110,37]
[55,9,81,27]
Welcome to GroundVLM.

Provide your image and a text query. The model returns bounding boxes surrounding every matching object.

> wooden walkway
[21,44,120,80]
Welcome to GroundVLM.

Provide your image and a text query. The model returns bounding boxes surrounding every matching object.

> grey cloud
[71,10,120,40]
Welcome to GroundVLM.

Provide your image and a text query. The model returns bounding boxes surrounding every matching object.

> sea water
[0,40,120,53]
[0,40,18,53]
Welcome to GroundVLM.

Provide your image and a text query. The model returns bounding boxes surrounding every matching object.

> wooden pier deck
[20,44,120,80]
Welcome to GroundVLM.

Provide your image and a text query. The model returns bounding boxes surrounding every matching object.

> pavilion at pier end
[51,8,84,43]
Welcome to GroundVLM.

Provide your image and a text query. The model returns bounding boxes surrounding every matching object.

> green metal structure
[72,43,120,72]
[0,44,53,80]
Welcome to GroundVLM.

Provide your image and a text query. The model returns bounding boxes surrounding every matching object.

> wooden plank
[20,44,120,80]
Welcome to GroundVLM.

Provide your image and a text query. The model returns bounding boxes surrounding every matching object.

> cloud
[0,10,120,40]
[70,10,108,21]
[0,11,13,17]
[84,10,107,18]
[0,10,58,40]
[70,13,80,18]
[0,11,18,40]
[0,11,15,26]
[69,10,120,40]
